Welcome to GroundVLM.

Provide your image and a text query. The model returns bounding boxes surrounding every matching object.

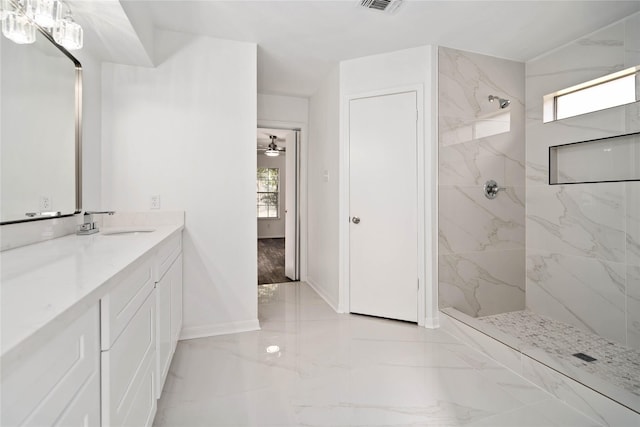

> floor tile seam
[471,367,552,407]
[157,382,296,408]
[457,398,565,427]
[258,318,343,324]
[347,337,452,344]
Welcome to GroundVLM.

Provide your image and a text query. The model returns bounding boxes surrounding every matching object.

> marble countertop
[0,223,183,367]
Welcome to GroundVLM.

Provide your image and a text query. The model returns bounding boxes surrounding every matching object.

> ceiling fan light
[265,136,280,156]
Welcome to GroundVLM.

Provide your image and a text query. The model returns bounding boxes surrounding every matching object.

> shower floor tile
[478,310,640,398]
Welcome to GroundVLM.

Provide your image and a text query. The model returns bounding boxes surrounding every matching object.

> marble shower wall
[438,47,526,317]
[525,13,640,349]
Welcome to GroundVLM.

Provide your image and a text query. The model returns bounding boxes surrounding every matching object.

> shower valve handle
[483,180,505,199]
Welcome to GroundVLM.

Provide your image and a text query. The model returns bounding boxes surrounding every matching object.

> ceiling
[98,1,640,97]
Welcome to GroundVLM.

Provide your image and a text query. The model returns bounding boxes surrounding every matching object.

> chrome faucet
[77,211,115,235]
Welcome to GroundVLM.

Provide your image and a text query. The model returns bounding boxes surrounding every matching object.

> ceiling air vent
[358,0,403,13]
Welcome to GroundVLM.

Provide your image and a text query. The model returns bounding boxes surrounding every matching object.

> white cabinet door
[156,266,172,398]
[1,305,100,427]
[156,254,183,397]
[170,254,183,348]
[54,373,100,427]
[102,291,156,427]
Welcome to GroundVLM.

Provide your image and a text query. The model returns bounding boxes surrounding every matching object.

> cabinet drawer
[156,233,181,281]
[102,291,156,427]
[101,257,155,350]
[1,305,100,427]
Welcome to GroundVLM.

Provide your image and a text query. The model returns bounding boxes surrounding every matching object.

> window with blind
[257,167,279,218]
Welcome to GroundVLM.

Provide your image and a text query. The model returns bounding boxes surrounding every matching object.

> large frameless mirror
[0,24,81,224]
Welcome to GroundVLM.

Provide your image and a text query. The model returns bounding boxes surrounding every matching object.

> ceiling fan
[257,135,285,156]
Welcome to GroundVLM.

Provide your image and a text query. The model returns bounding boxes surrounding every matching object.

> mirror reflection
[1,28,80,223]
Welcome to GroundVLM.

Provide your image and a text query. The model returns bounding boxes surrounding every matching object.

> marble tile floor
[479,310,640,398]
[154,282,603,426]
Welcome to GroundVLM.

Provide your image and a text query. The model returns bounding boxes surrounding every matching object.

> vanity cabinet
[155,234,183,398]
[101,258,157,427]
[0,305,100,427]
[1,224,184,427]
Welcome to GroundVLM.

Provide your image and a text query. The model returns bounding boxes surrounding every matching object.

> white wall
[257,151,286,238]
[102,29,258,338]
[258,94,308,124]
[307,66,341,309]
[338,46,438,325]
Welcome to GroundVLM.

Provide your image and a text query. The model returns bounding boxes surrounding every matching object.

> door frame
[257,121,307,282]
[339,85,427,326]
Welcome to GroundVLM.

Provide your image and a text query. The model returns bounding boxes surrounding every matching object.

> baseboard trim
[424,315,440,329]
[179,319,261,341]
[305,279,340,313]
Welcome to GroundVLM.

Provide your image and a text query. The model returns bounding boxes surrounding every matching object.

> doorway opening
[257,127,300,285]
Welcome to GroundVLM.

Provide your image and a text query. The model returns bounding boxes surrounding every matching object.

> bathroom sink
[101,228,155,236]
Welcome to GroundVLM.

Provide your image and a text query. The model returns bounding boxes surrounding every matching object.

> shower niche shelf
[549,131,640,185]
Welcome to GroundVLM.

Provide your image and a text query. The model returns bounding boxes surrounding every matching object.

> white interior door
[284,131,299,280]
[349,91,418,322]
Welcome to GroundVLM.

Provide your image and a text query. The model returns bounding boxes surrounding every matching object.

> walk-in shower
[438,39,640,419]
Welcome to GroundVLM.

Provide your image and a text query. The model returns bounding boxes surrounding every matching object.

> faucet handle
[78,211,115,235]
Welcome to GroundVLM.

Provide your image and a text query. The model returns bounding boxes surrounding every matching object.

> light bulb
[2,10,35,43]
[1,0,32,21]
[30,0,61,28]
[53,10,81,50]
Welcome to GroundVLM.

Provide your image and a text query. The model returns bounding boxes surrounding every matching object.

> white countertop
[0,224,183,367]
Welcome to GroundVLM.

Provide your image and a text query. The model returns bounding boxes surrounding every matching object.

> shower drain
[573,352,597,362]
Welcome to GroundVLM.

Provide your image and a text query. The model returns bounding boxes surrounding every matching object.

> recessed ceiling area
[112,1,640,96]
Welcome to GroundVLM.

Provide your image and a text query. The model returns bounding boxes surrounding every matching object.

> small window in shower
[543,66,639,123]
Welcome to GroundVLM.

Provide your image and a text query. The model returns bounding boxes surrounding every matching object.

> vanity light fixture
[30,0,61,28]
[0,0,82,50]
[2,7,35,44]
[53,7,82,50]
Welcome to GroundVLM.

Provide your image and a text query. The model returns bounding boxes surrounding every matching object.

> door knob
[352,216,360,224]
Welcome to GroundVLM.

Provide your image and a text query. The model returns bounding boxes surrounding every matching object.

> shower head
[488,95,511,109]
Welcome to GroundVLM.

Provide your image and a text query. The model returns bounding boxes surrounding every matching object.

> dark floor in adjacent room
[258,238,291,285]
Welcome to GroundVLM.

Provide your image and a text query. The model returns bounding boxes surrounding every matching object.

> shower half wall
[438,47,526,317]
